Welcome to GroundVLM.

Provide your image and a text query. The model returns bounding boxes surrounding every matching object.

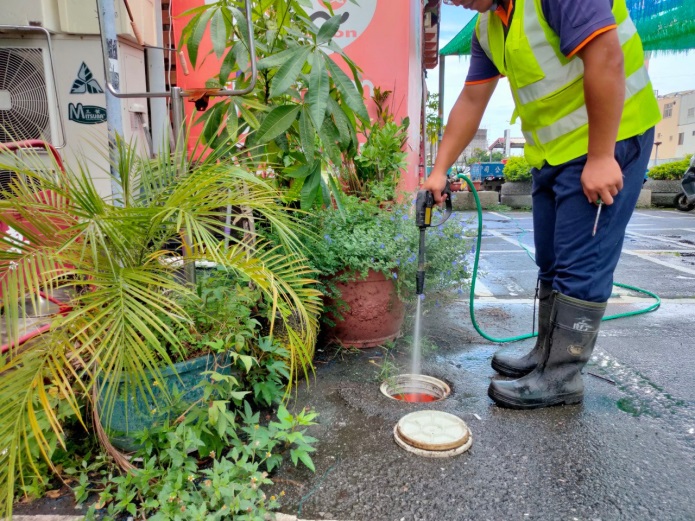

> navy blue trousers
[532,127,654,303]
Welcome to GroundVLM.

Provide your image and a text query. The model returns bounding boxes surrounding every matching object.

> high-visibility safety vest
[475,0,661,169]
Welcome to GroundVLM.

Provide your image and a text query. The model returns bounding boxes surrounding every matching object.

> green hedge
[648,155,692,180]
[503,156,532,182]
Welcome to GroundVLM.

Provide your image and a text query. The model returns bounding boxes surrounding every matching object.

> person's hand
[422,171,449,205]
[581,155,623,205]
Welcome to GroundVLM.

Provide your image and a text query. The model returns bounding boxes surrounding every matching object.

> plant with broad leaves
[64,361,317,520]
[180,0,369,209]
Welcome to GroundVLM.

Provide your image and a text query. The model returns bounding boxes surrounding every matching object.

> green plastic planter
[98,353,232,452]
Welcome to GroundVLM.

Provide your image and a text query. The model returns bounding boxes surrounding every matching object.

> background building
[652,90,695,165]
[458,128,488,164]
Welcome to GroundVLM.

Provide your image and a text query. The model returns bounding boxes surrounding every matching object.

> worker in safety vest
[424,0,660,409]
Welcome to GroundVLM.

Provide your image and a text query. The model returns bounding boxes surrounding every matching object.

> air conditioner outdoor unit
[0,40,62,147]
[0,26,150,198]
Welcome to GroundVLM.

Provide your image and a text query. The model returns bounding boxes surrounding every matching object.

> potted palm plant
[0,136,321,513]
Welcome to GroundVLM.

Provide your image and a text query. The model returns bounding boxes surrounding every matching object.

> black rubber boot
[491,281,554,378]
[487,292,606,410]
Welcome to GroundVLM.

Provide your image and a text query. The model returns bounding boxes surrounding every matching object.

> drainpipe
[437,55,446,163]
[95,0,125,203]
[148,0,168,155]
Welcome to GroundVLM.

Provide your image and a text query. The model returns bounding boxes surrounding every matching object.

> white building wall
[459,128,488,164]
[677,92,695,157]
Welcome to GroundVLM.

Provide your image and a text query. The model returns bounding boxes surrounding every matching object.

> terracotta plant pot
[324,269,405,348]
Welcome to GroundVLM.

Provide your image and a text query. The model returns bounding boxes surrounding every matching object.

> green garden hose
[460,176,661,344]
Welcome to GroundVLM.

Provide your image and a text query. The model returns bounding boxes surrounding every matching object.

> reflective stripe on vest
[474,0,659,168]
[522,130,536,147]
[535,66,651,145]
[515,16,638,105]
[478,12,491,61]
[477,3,640,107]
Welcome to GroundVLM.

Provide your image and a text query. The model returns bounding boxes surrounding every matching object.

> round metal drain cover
[380,374,450,403]
[394,410,472,458]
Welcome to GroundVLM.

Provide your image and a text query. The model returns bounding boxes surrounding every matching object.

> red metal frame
[1,140,72,354]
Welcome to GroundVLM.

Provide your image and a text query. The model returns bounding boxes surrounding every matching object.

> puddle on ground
[592,352,695,451]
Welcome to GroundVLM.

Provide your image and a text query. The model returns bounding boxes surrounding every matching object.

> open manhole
[393,410,472,458]
[380,374,450,403]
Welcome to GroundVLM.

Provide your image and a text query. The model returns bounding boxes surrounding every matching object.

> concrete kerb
[636,188,651,208]
[4,514,347,521]
[451,191,500,211]
[500,181,532,209]
[2,515,84,521]
[275,514,346,521]
[644,179,680,207]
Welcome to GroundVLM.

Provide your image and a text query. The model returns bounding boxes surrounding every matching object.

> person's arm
[577,29,625,205]
[423,80,498,204]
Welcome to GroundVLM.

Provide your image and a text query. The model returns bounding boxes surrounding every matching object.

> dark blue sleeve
[541,0,617,57]
[465,32,501,84]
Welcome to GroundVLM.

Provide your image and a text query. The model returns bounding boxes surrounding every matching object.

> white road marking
[489,230,536,253]
[473,279,494,297]
[506,280,525,296]
[623,250,695,276]
[633,211,666,219]
[629,250,695,254]
[478,250,530,254]
[626,230,695,249]
[478,249,694,255]
[486,211,511,221]
[627,227,695,231]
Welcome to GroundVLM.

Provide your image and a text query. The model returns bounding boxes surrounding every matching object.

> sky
[425,5,695,143]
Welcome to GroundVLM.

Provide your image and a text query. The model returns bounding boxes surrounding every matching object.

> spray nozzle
[415,182,453,229]
[414,182,454,296]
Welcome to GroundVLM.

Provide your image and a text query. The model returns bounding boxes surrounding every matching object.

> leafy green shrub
[157,270,262,363]
[503,156,532,182]
[304,196,472,307]
[354,120,409,202]
[648,155,692,180]
[66,353,317,520]
[181,2,368,209]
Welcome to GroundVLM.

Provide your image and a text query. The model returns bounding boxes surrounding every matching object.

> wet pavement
[273,208,695,521]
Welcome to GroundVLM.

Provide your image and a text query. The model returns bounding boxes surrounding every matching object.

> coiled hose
[461,176,661,344]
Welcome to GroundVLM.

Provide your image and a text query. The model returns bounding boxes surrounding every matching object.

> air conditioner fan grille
[0,48,51,144]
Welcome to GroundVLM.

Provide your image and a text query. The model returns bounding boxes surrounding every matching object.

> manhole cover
[381,374,450,403]
[394,410,472,457]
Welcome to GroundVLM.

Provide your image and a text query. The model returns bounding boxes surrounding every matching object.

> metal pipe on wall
[437,55,445,150]
[148,0,169,155]
[95,0,125,202]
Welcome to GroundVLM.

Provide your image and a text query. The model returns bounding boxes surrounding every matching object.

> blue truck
[469,162,506,192]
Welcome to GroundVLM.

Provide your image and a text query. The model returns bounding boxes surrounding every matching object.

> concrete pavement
[270,208,695,521]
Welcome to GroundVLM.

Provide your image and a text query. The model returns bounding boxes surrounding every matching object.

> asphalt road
[274,208,695,521]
